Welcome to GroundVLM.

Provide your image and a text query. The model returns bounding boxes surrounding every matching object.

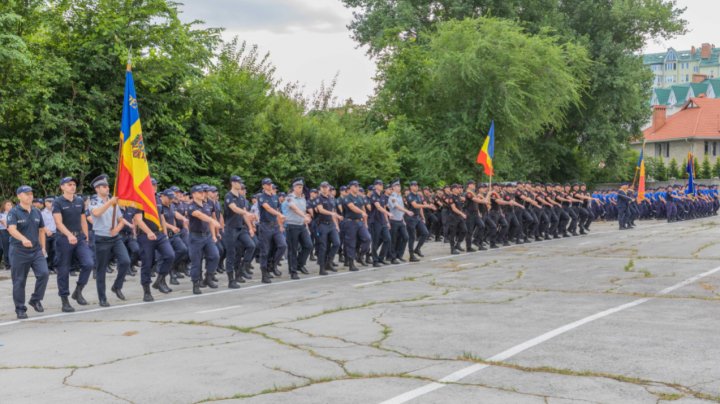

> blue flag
[686,152,695,195]
[636,148,644,168]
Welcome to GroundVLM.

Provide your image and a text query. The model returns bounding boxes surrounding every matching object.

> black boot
[241,262,252,280]
[169,270,180,285]
[143,284,154,302]
[203,273,218,289]
[233,267,247,284]
[111,285,126,301]
[193,280,202,295]
[349,260,359,272]
[261,267,272,284]
[228,271,241,289]
[409,254,420,262]
[357,257,368,267]
[61,296,75,313]
[320,262,329,276]
[413,249,424,257]
[152,274,172,294]
[71,284,88,305]
[271,264,282,277]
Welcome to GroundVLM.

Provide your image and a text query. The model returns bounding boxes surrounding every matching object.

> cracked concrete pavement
[0,218,719,403]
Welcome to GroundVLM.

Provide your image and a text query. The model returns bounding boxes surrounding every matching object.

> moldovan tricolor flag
[476,120,495,176]
[637,154,646,203]
[115,63,161,229]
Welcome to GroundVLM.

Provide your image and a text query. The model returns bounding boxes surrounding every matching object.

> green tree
[654,157,667,181]
[373,17,590,183]
[701,154,712,179]
[668,157,680,179]
[342,0,686,182]
[714,157,720,178]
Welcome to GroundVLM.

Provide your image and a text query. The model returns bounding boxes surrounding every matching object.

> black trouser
[425,211,440,239]
[317,222,340,268]
[258,222,287,270]
[0,229,11,268]
[483,214,498,244]
[287,224,313,274]
[389,220,408,259]
[533,207,549,238]
[406,217,428,255]
[137,233,175,285]
[505,210,522,241]
[446,215,466,249]
[565,206,579,233]
[169,233,189,271]
[520,208,538,240]
[46,234,57,270]
[122,234,140,267]
[95,235,131,299]
[465,214,484,249]
[544,206,559,236]
[224,227,256,271]
[554,206,570,234]
[369,221,391,263]
[488,211,508,243]
[10,246,48,312]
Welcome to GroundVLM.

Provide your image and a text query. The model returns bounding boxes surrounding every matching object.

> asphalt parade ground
[0,218,719,403]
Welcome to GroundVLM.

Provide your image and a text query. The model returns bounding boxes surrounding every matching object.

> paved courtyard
[1,218,719,403]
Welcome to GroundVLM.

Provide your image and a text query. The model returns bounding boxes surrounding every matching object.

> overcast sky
[178,0,712,105]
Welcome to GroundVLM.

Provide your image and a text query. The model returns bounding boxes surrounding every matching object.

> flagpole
[111,47,132,226]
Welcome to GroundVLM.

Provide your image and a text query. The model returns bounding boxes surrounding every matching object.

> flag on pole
[686,152,695,195]
[636,148,644,169]
[637,156,646,203]
[115,63,161,229]
[476,120,495,176]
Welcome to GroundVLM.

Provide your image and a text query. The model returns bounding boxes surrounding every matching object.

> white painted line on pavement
[0,218,707,327]
[354,281,382,288]
[378,264,720,404]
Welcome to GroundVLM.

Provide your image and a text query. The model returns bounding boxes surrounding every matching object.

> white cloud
[178,0,376,103]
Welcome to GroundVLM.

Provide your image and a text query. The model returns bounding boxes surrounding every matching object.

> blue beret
[161,189,175,198]
[190,185,204,194]
[373,179,384,186]
[230,175,243,183]
[348,180,360,187]
[339,185,347,191]
[261,178,272,185]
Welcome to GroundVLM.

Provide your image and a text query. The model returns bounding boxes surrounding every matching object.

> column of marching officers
[2,175,616,319]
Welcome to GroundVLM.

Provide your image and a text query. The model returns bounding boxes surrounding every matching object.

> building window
[666,63,677,70]
[714,142,718,156]
[694,66,700,73]
[665,142,670,158]
[705,141,710,155]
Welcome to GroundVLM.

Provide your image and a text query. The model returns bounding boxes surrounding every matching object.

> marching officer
[285,178,313,279]
[88,174,130,307]
[187,185,222,294]
[315,181,342,274]
[257,178,287,283]
[223,176,256,285]
[406,181,431,259]
[52,177,95,313]
[7,185,49,319]
[343,180,372,270]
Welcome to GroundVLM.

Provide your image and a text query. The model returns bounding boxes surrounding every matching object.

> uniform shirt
[368,191,386,225]
[7,204,44,251]
[463,191,479,216]
[224,191,248,229]
[188,201,213,233]
[211,200,222,221]
[120,208,136,236]
[258,192,280,223]
[387,192,405,221]
[41,208,56,234]
[137,208,161,233]
[406,192,423,216]
[160,202,176,228]
[285,193,307,226]
[88,196,121,237]
[317,194,336,222]
[52,195,85,233]
[174,201,188,229]
[337,195,348,218]
[344,194,365,220]
[0,211,7,230]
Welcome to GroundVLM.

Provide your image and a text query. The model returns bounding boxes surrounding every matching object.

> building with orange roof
[636,97,720,164]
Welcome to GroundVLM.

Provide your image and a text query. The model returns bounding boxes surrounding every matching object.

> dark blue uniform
[258,191,287,280]
[7,205,49,314]
[316,193,340,272]
[135,208,175,286]
[406,191,429,257]
[223,191,256,278]
[188,201,219,283]
[342,193,371,262]
[161,201,188,275]
[368,190,391,264]
[52,195,95,297]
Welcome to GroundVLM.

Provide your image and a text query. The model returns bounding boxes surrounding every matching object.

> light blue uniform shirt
[88,196,120,237]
